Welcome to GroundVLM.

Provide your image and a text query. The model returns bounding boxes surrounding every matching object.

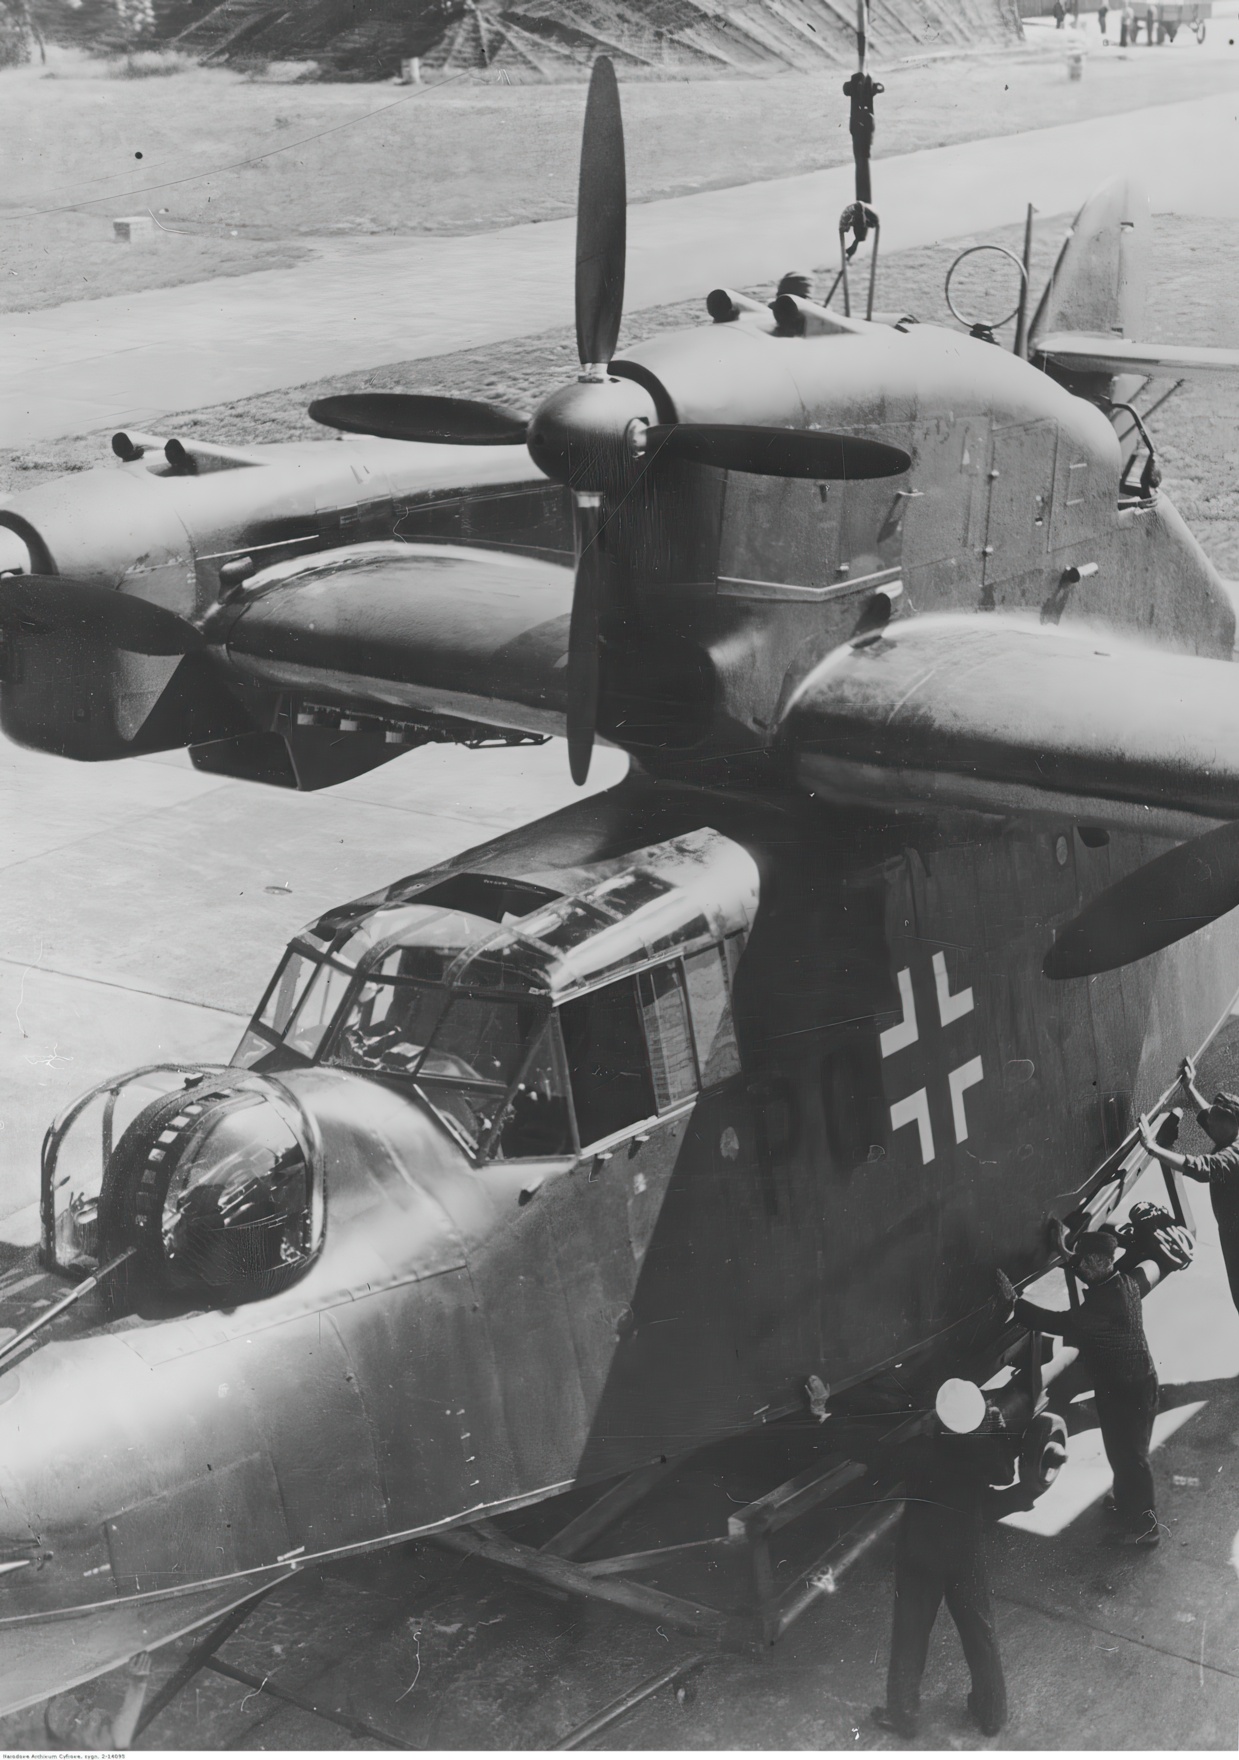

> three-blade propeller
[297,56,910,786]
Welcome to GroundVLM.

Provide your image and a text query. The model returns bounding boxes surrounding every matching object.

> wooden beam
[728,1455,867,1540]
[578,1535,736,1577]
[433,1523,735,1642]
[771,1494,904,1641]
[540,1459,677,1559]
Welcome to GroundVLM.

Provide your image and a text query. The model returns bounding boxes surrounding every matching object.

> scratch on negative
[396,1632,422,1702]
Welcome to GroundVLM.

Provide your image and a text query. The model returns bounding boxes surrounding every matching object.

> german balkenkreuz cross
[878,952,983,1165]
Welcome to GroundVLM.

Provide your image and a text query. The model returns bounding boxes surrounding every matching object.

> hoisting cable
[826,0,882,314]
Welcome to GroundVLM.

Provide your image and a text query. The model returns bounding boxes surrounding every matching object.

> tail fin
[1028,177,1149,400]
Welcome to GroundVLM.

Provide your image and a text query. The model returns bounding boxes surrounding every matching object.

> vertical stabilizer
[1029,176,1149,349]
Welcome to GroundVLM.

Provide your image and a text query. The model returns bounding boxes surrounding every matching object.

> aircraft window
[648,911,712,956]
[256,950,317,1036]
[590,870,672,915]
[233,1028,274,1070]
[481,1020,574,1160]
[333,905,478,970]
[334,976,448,1076]
[284,960,355,1059]
[159,1092,314,1293]
[560,977,657,1146]
[524,900,615,950]
[420,993,531,1084]
[724,930,748,985]
[414,873,559,923]
[460,934,555,990]
[684,946,742,1086]
[415,997,559,1155]
[332,979,563,1157]
[638,963,698,1109]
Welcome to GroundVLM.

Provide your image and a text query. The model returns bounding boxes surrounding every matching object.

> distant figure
[1053,0,1066,26]
[1140,1061,1239,1316]
[871,1379,1026,1741]
[997,1216,1191,1548]
[1120,2,1131,42]
[1098,0,1109,38]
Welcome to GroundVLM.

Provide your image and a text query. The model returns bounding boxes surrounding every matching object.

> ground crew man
[1139,1061,1239,1317]
[872,1379,1027,1740]
[996,1217,1190,1548]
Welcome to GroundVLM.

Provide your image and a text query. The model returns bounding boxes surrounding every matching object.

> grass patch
[3,36,1239,314]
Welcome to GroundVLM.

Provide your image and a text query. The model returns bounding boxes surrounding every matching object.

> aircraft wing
[782,613,1239,832]
[1033,333,1239,379]
[215,540,573,737]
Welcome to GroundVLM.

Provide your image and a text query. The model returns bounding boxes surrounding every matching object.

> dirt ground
[4,211,1236,577]
[3,32,1239,313]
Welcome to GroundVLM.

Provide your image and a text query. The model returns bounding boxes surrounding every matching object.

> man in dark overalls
[872,1380,1022,1740]
[1140,1061,1239,1317]
[998,1215,1191,1548]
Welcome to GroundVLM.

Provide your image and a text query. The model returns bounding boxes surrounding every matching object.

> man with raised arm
[1139,1059,1239,1318]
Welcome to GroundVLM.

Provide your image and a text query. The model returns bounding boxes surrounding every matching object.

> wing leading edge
[783,614,1239,974]
[783,613,1239,833]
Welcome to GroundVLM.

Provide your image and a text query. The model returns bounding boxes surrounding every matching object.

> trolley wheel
[1018,1411,1069,1499]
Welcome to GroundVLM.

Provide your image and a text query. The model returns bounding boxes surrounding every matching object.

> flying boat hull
[2,778,1236,1713]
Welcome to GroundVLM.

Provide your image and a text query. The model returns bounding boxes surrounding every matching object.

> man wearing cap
[1139,1057,1239,1317]
[996,1224,1169,1548]
[872,1379,1021,1740]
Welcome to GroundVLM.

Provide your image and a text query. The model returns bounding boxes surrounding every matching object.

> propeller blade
[1044,819,1239,979]
[575,57,626,370]
[642,424,911,480]
[567,492,606,786]
[0,574,203,656]
[307,393,527,446]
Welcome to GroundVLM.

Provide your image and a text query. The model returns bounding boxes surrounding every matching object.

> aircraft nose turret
[526,374,659,490]
[0,1059,516,1717]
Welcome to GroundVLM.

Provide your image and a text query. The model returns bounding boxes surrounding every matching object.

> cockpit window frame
[322,975,572,1163]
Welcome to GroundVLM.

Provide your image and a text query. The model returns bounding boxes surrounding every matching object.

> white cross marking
[880,968,918,1058]
[890,1087,935,1164]
[933,951,974,1026]
[949,1056,985,1143]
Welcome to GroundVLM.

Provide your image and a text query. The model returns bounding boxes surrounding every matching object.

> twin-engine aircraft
[4,40,1239,1724]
